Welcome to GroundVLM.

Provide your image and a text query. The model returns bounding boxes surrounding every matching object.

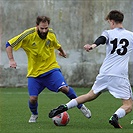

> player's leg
[67,89,100,108]
[28,77,44,122]
[109,98,132,128]
[28,97,38,123]
[46,69,92,118]
[60,86,92,118]
[108,76,133,128]
[59,86,82,108]
[121,98,132,115]
[49,90,101,118]
[45,69,82,106]
[48,74,107,118]
[28,96,38,115]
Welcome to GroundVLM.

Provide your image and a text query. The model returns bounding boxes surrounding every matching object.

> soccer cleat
[29,115,38,123]
[49,104,68,118]
[80,104,91,118]
[109,114,122,128]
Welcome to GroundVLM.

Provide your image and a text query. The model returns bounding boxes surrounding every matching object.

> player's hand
[84,44,93,52]
[9,60,17,69]
[84,44,96,52]
[58,52,67,58]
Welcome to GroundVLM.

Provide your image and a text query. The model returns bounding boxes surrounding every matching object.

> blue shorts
[28,69,68,96]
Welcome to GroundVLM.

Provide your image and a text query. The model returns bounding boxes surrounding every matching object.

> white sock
[114,108,126,119]
[66,99,78,109]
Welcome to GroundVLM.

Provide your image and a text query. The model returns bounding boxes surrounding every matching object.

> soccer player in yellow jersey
[6,16,91,122]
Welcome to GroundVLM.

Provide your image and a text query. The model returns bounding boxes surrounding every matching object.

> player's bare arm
[58,47,67,58]
[6,46,17,68]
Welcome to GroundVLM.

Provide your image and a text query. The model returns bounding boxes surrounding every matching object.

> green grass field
[0,87,133,133]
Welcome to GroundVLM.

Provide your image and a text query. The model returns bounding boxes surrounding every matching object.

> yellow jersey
[8,27,61,77]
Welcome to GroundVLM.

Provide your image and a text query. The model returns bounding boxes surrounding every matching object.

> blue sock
[28,101,38,115]
[66,87,82,109]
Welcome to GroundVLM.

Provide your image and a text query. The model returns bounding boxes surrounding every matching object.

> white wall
[0,0,133,87]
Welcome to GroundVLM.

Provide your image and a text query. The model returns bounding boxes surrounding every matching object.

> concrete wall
[0,0,133,87]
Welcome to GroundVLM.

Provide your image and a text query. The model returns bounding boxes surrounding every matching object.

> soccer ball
[52,111,70,126]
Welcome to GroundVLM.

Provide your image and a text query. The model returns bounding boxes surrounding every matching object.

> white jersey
[100,28,133,79]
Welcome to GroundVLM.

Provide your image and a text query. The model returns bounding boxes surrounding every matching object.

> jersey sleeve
[8,28,35,51]
[93,36,106,46]
[54,37,61,49]
[8,33,25,51]
[101,30,109,44]
[49,29,61,49]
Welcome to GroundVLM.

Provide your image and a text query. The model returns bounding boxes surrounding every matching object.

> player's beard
[37,30,48,39]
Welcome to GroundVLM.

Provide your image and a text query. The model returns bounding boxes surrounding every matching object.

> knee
[29,96,38,104]
[60,86,69,93]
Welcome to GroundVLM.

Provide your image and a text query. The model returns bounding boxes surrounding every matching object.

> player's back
[100,28,133,78]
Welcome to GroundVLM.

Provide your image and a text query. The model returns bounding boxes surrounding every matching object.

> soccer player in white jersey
[6,16,91,123]
[49,10,133,128]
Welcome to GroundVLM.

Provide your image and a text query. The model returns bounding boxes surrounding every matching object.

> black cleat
[49,104,68,118]
[109,114,122,128]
